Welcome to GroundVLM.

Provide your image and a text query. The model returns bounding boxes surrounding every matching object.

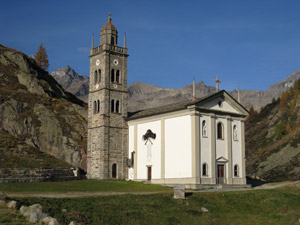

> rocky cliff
[246,80,300,181]
[51,66,300,112]
[0,44,88,170]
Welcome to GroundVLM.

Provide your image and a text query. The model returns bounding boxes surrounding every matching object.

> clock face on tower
[113,59,118,65]
[96,59,100,66]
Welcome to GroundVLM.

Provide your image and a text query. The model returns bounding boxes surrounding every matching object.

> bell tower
[87,14,129,180]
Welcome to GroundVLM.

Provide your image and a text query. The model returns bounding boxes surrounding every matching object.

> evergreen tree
[34,43,49,71]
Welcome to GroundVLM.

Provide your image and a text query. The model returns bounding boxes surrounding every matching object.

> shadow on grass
[247,176,268,187]
[185,192,193,197]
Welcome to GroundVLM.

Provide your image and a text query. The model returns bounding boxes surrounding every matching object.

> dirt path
[8,191,166,198]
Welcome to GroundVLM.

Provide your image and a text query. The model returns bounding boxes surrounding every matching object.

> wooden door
[147,166,152,181]
[217,165,224,184]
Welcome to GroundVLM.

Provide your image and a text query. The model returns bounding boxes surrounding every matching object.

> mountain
[51,66,300,112]
[51,66,89,102]
[0,44,88,170]
[245,79,300,181]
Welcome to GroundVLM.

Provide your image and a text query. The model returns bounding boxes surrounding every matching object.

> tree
[34,43,49,71]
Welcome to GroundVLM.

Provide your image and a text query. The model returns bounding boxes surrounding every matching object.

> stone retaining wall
[0,168,82,183]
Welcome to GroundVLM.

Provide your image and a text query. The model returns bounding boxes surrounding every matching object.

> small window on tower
[94,70,98,84]
[111,99,115,112]
[112,163,117,178]
[97,100,100,113]
[116,100,120,113]
[111,37,115,45]
[116,70,120,83]
[98,69,101,83]
[93,101,97,114]
[111,69,115,82]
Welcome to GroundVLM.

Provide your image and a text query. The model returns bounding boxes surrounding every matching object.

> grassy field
[1,180,300,224]
[0,203,31,225]
[7,187,300,225]
[0,180,171,193]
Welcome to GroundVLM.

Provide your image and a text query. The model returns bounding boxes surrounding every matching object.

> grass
[0,180,172,194]
[11,187,300,225]
[0,203,31,225]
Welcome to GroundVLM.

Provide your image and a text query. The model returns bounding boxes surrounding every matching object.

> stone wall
[0,168,81,183]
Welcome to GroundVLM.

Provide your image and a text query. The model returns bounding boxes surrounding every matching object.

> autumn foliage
[34,43,49,71]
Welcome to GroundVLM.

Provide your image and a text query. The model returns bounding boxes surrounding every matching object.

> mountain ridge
[51,66,300,112]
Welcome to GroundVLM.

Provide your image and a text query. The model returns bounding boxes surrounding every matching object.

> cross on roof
[214,76,221,92]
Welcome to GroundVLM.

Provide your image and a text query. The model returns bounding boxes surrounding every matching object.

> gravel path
[6,181,300,198]
[8,191,164,198]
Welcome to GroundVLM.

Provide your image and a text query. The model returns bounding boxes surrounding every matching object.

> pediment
[216,156,228,163]
[194,91,249,116]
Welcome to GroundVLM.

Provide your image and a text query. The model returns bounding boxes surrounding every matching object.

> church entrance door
[217,165,225,184]
[147,166,152,181]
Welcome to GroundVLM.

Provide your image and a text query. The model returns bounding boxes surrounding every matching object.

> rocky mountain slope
[245,80,300,181]
[50,66,89,102]
[51,66,300,112]
[0,44,87,170]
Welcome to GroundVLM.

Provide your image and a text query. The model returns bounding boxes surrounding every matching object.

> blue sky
[1,0,300,91]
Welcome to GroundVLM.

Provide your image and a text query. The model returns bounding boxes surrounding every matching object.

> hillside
[245,79,300,181]
[51,66,300,112]
[0,44,88,170]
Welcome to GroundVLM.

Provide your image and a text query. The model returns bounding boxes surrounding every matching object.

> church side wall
[165,115,192,179]
[136,121,161,180]
[128,125,135,179]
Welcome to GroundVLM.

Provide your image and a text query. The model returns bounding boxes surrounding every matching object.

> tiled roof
[127,91,221,120]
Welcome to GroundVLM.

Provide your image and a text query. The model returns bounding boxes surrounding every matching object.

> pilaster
[241,120,246,184]
[227,117,233,184]
[210,115,216,184]
[134,124,138,179]
[191,111,200,182]
[161,119,165,181]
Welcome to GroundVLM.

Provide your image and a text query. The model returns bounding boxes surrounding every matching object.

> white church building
[87,15,249,188]
[127,90,249,187]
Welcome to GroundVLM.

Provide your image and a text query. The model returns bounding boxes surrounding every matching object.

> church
[87,15,249,188]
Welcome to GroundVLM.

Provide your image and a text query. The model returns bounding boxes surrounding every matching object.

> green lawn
[0,203,31,225]
[14,187,300,225]
[0,179,171,193]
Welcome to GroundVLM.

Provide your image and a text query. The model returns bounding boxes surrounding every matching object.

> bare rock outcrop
[0,44,87,170]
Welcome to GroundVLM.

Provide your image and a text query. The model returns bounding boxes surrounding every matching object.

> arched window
[202,120,207,137]
[112,163,117,178]
[111,37,115,45]
[111,69,115,82]
[94,70,98,84]
[217,122,224,139]
[93,101,97,114]
[233,125,238,141]
[97,100,100,113]
[116,70,120,83]
[98,69,101,83]
[234,165,239,177]
[116,100,120,113]
[202,163,208,176]
[111,99,115,112]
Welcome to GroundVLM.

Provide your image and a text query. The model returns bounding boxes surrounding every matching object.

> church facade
[87,15,249,187]
[127,91,249,187]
